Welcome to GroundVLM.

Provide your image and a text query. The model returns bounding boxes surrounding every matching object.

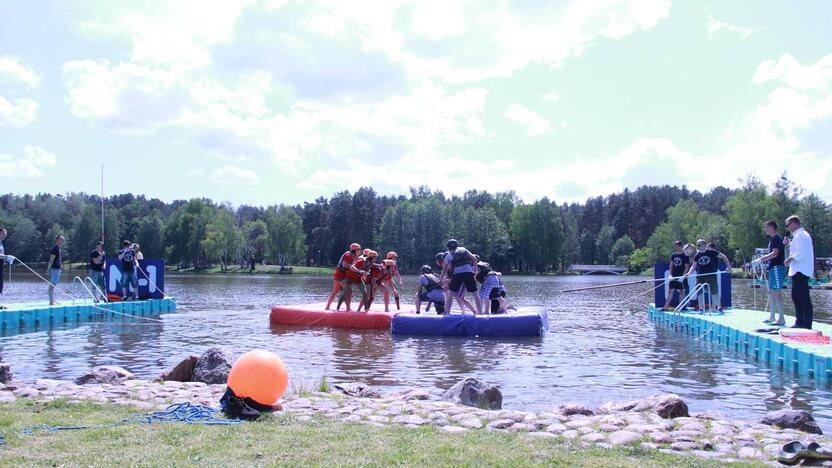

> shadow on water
[2,272,832,431]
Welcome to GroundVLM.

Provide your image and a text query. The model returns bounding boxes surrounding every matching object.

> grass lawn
[0,400,759,467]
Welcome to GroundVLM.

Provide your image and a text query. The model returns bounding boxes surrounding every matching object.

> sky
[0,0,830,206]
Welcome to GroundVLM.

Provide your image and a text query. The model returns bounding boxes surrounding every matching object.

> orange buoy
[226,350,288,406]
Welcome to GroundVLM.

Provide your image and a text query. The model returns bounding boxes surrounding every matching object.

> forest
[0,175,829,273]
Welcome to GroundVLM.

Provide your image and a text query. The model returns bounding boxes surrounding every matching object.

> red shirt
[337,251,354,270]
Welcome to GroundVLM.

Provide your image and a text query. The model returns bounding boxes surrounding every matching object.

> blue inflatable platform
[390,307,548,337]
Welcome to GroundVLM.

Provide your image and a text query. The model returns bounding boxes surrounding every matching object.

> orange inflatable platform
[269,302,396,330]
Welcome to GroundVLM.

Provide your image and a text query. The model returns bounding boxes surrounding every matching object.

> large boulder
[159,356,198,382]
[75,366,135,385]
[0,363,12,384]
[192,348,233,384]
[442,378,502,410]
[598,394,688,419]
[761,410,822,434]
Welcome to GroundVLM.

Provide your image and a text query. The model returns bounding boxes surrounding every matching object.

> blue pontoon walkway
[1,298,176,337]
[648,305,832,385]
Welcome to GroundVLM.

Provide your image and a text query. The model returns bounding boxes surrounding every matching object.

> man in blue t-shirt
[753,221,786,325]
[118,239,139,300]
[664,240,692,310]
[686,239,731,313]
[46,235,65,305]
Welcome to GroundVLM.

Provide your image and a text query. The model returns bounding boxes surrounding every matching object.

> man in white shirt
[784,215,814,329]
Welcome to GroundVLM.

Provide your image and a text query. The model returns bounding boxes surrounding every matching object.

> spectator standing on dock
[664,240,692,310]
[0,227,17,307]
[784,215,814,329]
[132,243,144,261]
[46,235,64,305]
[685,239,731,313]
[89,241,106,302]
[118,240,138,300]
[753,221,786,326]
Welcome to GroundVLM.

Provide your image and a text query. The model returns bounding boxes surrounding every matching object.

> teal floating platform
[648,304,832,385]
[1,298,176,337]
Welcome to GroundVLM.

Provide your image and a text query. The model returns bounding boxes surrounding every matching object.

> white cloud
[0,55,41,127]
[0,145,57,178]
[211,165,260,185]
[705,8,760,40]
[503,103,551,136]
[542,90,561,102]
[753,53,832,90]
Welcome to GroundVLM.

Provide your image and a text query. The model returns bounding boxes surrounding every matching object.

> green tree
[594,224,615,264]
[509,199,562,272]
[610,235,635,266]
[70,204,99,262]
[645,199,726,263]
[798,193,832,257]
[265,205,307,265]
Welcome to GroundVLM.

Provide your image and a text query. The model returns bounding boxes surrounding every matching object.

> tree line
[0,175,829,273]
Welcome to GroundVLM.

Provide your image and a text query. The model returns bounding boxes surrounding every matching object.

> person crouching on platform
[753,221,786,325]
[685,239,731,313]
[665,240,691,311]
[415,265,445,315]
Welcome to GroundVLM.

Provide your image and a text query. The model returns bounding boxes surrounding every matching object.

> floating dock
[1,299,177,336]
[648,304,832,385]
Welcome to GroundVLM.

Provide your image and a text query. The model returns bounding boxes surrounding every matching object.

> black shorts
[668,279,685,290]
[449,272,477,293]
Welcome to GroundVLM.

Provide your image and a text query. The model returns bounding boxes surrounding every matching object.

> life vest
[422,274,441,292]
[449,247,473,269]
[336,251,354,271]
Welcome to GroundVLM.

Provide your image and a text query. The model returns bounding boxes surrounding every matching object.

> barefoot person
[784,215,815,329]
[414,265,445,315]
[664,240,692,310]
[326,243,361,310]
[753,221,786,325]
[441,239,481,315]
[685,239,731,313]
[118,240,139,300]
[46,235,65,305]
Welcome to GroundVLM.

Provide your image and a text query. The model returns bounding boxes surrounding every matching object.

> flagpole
[101,164,105,243]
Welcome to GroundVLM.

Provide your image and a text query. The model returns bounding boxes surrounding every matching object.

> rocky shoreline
[1,375,829,465]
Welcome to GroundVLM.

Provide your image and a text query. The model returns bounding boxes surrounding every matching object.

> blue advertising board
[654,261,731,309]
[104,259,166,300]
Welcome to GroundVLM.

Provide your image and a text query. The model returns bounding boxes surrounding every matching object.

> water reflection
[0,272,831,432]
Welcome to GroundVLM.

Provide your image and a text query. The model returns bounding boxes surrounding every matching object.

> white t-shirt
[787,227,815,278]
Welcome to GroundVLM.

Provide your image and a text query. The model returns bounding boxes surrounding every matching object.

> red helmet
[367,250,378,258]
[350,243,361,251]
[382,259,395,267]
[386,251,397,259]
[363,248,371,257]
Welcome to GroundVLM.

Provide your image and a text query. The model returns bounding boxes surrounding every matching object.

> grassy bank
[0,400,756,467]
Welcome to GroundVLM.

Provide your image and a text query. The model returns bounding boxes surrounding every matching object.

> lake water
[2,272,831,431]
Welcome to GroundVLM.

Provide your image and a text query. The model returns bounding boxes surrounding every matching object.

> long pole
[101,164,105,243]
[561,278,653,293]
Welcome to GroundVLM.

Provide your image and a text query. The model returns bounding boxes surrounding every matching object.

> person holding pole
[752,221,786,325]
[664,240,691,310]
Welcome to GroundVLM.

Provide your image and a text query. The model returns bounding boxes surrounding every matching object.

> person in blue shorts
[46,235,65,305]
[753,220,786,325]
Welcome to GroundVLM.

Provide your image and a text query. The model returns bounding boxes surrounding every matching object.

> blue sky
[1,0,830,206]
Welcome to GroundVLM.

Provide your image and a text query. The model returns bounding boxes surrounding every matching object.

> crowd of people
[0,226,147,306]
[664,215,816,329]
[325,238,512,315]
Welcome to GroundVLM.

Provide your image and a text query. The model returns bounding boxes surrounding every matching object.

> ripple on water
[1,273,831,432]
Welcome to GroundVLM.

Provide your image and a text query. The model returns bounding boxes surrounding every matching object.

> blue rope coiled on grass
[9,402,242,441]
